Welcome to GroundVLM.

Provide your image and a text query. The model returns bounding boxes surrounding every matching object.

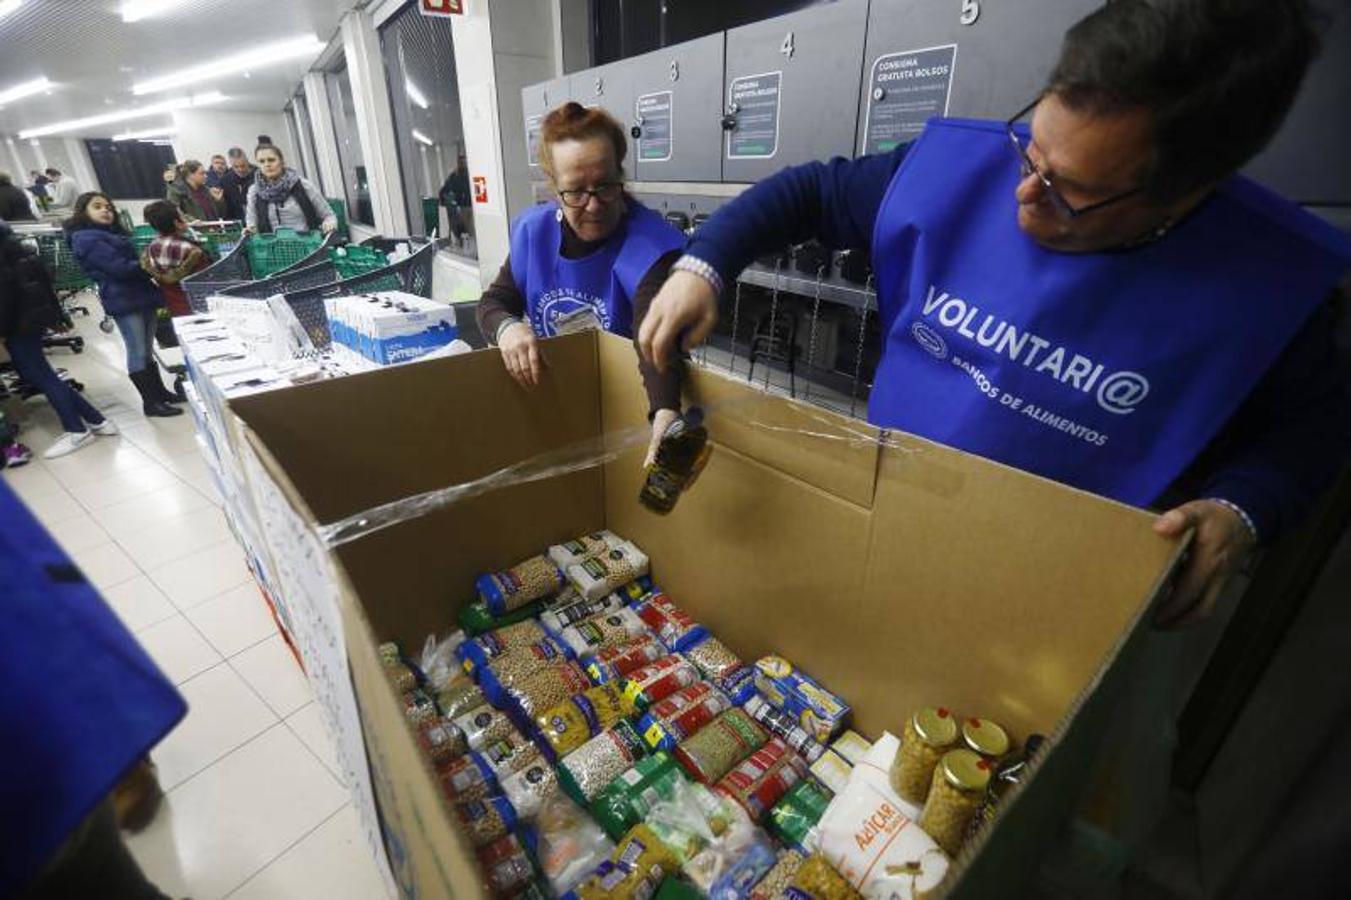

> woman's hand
[208,187,225,202]
[321,219,337,235]
[1151,499,1257,629]
[644,408,680,468]
[638,270,720,373]
[498,321,543,388]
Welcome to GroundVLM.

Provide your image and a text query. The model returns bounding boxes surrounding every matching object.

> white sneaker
[43,431,95,459]
[91,419,120,437]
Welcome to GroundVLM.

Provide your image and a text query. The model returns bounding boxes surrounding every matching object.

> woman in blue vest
[476,102,686,453]
[639,0,1351,628]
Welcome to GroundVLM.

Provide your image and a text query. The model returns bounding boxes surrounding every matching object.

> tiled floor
[2,298,388,900]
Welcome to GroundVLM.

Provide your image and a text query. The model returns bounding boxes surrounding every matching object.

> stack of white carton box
[324,290,459,367]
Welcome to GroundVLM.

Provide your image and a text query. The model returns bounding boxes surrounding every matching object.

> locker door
[722,0,870,182]
[857,0,1099,156]
[629,33,726,182]
[522,76,570,178]
[569,61,637,174]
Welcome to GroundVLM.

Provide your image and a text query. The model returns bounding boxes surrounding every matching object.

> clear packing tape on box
[315,398,904,549]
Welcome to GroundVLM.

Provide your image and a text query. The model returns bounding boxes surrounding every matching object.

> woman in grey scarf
[244,144,336,235]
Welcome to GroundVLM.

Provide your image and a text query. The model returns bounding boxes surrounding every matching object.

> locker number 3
[781,31,795,58]
[960,0,980,25]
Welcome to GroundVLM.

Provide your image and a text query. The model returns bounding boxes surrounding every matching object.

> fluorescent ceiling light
[412,129,434,147]
[133,35,324,95]
[113,124,178,141]
[0,0,24,22]
[0,77,52,107]
[405,79,429,110]
[19,92,225,139]
[121,0,190,23]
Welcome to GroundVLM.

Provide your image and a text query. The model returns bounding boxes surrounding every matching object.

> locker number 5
[960,0,980,25]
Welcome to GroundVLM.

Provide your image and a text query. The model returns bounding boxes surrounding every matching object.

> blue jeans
[113,310,156,373]
[5,334,105,433]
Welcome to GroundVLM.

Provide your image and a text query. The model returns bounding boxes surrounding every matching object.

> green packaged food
[768,780,831,851]
[588,751,688,840]
[458,596,550,636]
[654,877,704,900]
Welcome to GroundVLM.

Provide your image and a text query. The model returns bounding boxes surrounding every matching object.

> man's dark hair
[144,200,183,235]
[226,146,246,160]
[1049,0,1319,202]
[44,168,60,177]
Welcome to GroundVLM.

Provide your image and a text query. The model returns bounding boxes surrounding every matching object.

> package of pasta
[536,682,638,757]
[567,542,651,602]
[477,554,567,616]
[674,708,769,785]
[588,751,688,841]
[632,593,708,653]
[784,855,862,900]
[558,607,651,657]
[621,655,701,709]
[753,656,850,744]
[683,636,755,704]
[458,619,552,671]
[565,824,679,900]
[547,530,628,569]
[558,721,650,805]
[638,682,733,751]
[584,634,668,685]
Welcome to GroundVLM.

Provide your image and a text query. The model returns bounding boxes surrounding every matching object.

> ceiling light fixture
[405,79,430,110]
[120,0,190,23]
[132,35,325,95]
[0,77,52,107]
[113,124,178,141]
[0,0,24,22]
[412,129,434,147]
[19,92,225,139]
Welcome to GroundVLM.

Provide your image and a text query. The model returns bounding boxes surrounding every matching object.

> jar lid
[912,707,958,746]
[940,749,993,793]
[962,717,1010,758]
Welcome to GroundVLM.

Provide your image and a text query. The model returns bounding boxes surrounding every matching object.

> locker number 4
[781,31,795,58]
[960,0,980,25]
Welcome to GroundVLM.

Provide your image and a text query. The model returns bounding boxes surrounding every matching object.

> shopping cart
[10,224,91,353]
[182,230,332,312]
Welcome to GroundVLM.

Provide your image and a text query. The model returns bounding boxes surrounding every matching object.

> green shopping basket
[245,228,325,278]
[328,245,388,279]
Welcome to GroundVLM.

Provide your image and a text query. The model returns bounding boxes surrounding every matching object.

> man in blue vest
[641,0,1351,629]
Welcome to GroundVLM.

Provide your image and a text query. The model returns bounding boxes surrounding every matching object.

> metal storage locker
[569,61,637,175]
[522,76,571,178]
[628,33,726,182]
[721,0,870,182]
[857,0,1099,157]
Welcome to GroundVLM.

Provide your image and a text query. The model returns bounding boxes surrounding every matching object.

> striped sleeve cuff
[1208,497,1260,543]
[671,254,725,296]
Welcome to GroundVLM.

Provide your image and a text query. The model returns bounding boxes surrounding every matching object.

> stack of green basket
[245,228,325,278]
[326,198,348,238]
[328,245,388,279]
[197,225,245,259]
[131,225,158,254]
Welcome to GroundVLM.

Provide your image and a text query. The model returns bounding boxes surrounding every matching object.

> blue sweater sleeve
[73,234,144,280]
[686,144,909,287]
[1176,295,1351,543]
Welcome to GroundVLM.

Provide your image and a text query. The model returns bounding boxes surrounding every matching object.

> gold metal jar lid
[940,749,993,793]
[962,717,1010,758]
[912,707,959,746]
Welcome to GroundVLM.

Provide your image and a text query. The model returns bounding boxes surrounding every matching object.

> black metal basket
[183,232,339,311]
[183,239,255,311]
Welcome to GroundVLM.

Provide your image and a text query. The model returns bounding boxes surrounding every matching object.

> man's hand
[644,408,681,469]
[321,219,337,235]
[1151,499,1256,629]
[208,187,225,202]
[498,321,543,389]
[638,270,719,373]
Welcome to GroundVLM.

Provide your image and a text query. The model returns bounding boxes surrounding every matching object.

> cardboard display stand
[230,331,1182,899]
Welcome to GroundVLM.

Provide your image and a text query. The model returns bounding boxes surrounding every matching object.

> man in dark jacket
[219,147,256,220]
[0,172,36,221]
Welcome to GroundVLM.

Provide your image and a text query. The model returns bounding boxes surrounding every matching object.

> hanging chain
[848,274,876,419]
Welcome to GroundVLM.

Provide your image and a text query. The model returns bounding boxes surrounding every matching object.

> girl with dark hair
[244,144,336,235]
[64,192,183,417]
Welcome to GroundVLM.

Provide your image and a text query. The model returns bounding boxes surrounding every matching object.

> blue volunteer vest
[869,118,1351,505]
[509,199,684,338]
[0,482,186,894]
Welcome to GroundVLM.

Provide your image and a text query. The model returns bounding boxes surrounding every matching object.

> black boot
[130,369,183,417]
[149,366,187,405]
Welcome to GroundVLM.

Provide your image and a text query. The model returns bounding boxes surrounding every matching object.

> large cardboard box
[232,332,1182,898]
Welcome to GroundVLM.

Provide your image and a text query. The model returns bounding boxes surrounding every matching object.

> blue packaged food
[710,840,778,900]
[752,656,850,744]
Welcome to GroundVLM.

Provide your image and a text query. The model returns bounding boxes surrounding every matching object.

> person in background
[438,155,472,245]
[166,160,227,223]
[160,164,178,200]
[219,146,256,221]
[43,170,79,212]
[63,193,184,418]
[205,154,229,189]
[0,172,37,221]
[28,169,49,200]
[244,144,336,235]
[0,221,115,459]
[474,102,686,455]
[139,200,209,317]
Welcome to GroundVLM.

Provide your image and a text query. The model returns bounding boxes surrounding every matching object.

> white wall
[169,108,289,167]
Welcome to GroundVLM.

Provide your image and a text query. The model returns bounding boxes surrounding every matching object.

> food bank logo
[914,285,1150,415]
